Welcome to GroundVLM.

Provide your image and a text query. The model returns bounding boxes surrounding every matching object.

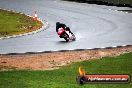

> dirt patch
[0,46,132,70]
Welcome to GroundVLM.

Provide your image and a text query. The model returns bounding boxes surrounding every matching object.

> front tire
[64,37,69,42]
[63,32,69,42]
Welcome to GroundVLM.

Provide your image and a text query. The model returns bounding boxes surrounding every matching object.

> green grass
[0,9,42,37]
[0,52,132,88]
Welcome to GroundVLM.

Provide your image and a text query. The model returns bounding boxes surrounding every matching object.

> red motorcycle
[57,27,76,42]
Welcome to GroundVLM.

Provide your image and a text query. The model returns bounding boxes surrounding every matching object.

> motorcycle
[57,27,76,42]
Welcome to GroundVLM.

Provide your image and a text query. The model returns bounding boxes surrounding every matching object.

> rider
[56,22,73,34]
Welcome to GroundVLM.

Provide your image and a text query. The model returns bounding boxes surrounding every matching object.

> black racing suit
[56,22,73,34]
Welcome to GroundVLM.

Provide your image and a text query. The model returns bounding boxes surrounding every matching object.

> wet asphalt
[0,0,132,54]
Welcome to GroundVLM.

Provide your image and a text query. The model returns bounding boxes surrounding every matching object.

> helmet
[56,22,60,26]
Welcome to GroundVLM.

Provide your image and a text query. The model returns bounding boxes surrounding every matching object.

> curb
[108,8,132,15]
[2,45,131,55]
[0,8,49,40]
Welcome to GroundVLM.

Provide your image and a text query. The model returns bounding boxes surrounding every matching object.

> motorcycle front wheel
[64,37,69,42]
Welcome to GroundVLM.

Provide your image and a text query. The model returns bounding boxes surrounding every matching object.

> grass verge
[0,52,132,88]
[0,9,43,37]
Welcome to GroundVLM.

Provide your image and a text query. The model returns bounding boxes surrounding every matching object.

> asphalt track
[0,0,132,54]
